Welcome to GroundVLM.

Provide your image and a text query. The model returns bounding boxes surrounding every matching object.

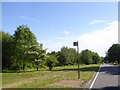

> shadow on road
[98,65,120,75]
[52,65,120,76]
[90,86,120,90]
[2,86,120,90]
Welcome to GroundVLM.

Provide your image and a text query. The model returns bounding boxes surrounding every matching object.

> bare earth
[47,79,84,88]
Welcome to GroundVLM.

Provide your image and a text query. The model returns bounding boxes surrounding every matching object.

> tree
[13,25,38,71]
[105,44,120,64]
[92,53,101,64]
[46,55,58,70]
[28,44,47,71]
[2,31,15,70]
[2,25,48,72]
[80,49,101,65]
[80,49,93,65]
[57,47,77,66]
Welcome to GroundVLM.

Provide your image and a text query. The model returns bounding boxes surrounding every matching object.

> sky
[2,0,119,2]
[2,2,118,57]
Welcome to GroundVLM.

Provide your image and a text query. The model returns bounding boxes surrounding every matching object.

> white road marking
[89,64,102,89]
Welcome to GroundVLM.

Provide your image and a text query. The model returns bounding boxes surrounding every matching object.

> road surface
[89,64,120,90]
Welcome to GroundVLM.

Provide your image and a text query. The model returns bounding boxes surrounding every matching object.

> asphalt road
[90,64,120,90]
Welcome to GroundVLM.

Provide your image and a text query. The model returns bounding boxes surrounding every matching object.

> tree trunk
[37,67,38,71]
[36,61,39,71]
[118,60,120,64]
[23,63,25,71]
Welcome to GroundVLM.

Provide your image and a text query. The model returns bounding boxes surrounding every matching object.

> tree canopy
[105,43,120,64]
[57,47,77,66]
[46,54,58,70]
[2,25,102,72]
[80,49,101,65]
[2,32,14,70]
[2,25,46,71]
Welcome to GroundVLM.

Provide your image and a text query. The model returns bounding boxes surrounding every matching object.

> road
[89,64,120,90]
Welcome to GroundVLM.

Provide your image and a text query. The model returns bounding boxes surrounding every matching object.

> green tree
[46,55,58,70]
[68,48,78,64]
[2,31,15,70]
[80,49,93,65]
[57,47,77,66]
[105,43,120,64]
[80,49,101,65]
[13,25,38,71]
[92,53,101,64]
[28,44,47,71]
[2,25,47,71]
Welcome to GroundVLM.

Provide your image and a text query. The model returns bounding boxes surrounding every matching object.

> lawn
[2,64,100,88]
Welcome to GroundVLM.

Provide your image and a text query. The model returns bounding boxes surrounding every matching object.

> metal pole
[77,41,80,79]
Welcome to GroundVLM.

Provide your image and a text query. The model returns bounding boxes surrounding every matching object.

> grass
[116,63,120,66]
[2,64,100,88]
[111,62,120,66]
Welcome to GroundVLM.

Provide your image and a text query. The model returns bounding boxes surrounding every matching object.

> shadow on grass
[52,65,120,75]
[52,66,99,72]
[2,65,100,73]
[2,69,46,73]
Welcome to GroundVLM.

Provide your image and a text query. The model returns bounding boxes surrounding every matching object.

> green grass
[116,63,120,66]
[2,64,100,88]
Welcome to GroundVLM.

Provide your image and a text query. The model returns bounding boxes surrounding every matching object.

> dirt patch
[47,79,84,88]
[2,77,41,88]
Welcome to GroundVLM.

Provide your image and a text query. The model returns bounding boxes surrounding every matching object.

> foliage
[57,47,77,66]
[92,52,101,64]
[105,43,120,64]
[46,54,58,70]
[28,44,47,71]
[2,25,101,72]
[80,49,101,65]
[2,25,46,71]
[13,25,38,71]
[2,31,15,70]
[80,49,93,65]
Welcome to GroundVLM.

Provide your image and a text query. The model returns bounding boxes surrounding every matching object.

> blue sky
[2,2,118,56]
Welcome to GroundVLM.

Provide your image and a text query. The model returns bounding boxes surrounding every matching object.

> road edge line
[89,64,102,89]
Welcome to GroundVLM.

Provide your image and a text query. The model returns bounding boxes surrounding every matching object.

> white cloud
[18,16,41,22]
[63,30,71,35]
[90,19,104,25]
[78,21,118,56]
[41,21,118,57]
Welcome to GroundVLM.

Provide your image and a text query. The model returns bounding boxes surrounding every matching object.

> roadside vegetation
[1,24,120,88]
[2,25,101,72]
[104,43,120,65]
[2,64,100,88]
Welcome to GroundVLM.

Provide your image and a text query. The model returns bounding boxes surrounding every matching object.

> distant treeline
[1,25,119,72]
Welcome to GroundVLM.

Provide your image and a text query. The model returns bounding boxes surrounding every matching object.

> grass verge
[2,64,100,88]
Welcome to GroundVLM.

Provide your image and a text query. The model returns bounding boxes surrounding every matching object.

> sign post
[73,41,80,79]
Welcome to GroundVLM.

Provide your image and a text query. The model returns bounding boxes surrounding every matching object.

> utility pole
[73,41,80,79]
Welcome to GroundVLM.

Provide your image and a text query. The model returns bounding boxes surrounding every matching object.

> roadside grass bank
[2,64,100,88]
